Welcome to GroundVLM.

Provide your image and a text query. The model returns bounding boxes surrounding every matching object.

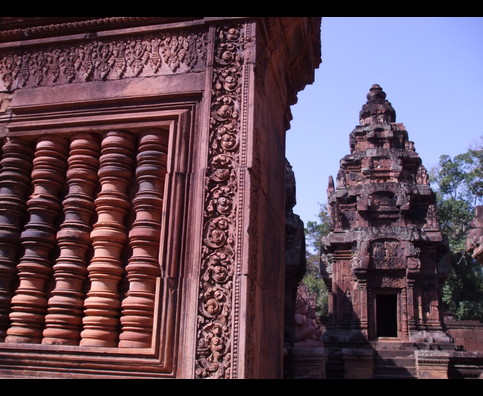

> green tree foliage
[430,140,483,320]
[303,204,330,317]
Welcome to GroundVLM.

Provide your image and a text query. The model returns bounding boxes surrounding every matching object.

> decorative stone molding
[0,18,190,43]
[195,24,247,380]
[0,29,208,90]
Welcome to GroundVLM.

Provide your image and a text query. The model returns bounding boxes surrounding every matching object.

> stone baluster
[6,136,69,344]
[119,130,167,348]
[401,287,409,340]
[0,138,34,341]
[358,280,368,338]
[42,133,101,346]
[80,130,135,347]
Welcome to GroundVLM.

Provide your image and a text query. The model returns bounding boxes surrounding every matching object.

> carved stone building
[0,17,321,379]
[320,85,459,378]
[322,84,452,345]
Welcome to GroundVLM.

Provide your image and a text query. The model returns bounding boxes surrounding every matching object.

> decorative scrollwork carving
[0,30,208,90]
[196,24,245,380]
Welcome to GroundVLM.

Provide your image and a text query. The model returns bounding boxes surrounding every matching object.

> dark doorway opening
[376,294,398,338]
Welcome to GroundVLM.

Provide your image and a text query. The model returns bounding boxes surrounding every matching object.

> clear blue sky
[286,17,483,226]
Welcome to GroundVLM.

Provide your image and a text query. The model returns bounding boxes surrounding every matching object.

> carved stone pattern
[80,131,136,348]
[195,24,245,380]
[0,130,169,349]
[371,240,404,269]
[0,17,166,42]
[0,30,208,90]
[0,137,34,341]
[6,136,69,344]
[42,133,101,346]
[368,272,406,289]
[119,130,167,348]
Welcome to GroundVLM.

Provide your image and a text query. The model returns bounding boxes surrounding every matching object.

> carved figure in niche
[416,164,429,185]
[353,240,370,270]
[357,194,369,211]
[370,192,396,210]
[334,207,344,230]
[294,294,323,346]
[402,241,421,270]
[372,242,385,264]
[336,170,346,188]
[424,204,439,230]
[396,190,410,210]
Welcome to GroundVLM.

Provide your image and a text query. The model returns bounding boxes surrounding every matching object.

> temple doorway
[376,293,398,338]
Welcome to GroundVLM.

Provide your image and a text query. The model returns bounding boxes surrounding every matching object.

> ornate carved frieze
[370,240,405,270]
[0,29,208,90]
[195,24,246,380]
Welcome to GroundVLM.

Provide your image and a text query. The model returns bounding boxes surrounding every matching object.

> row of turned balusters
[0,130,168,348]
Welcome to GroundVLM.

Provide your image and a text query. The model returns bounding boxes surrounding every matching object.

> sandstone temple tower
[0,17,321,379]
[321,85,452,349]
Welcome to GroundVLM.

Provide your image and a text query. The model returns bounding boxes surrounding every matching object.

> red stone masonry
[0,17,321,379]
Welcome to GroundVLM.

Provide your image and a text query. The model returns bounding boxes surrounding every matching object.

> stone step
[374,365,418,379]
[373,353,418,379]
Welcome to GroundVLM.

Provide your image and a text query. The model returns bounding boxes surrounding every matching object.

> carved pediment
[370,239,405,270]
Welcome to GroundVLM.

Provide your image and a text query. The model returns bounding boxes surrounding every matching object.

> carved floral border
[195,24,247,380]
[0,30,208,90]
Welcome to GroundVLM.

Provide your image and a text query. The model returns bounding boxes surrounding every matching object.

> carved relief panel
[370,239,405,270]
[196,23,248,380]
[0,30,208,90]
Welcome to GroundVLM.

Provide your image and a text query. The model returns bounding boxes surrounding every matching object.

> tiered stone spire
[321,84,451,345]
